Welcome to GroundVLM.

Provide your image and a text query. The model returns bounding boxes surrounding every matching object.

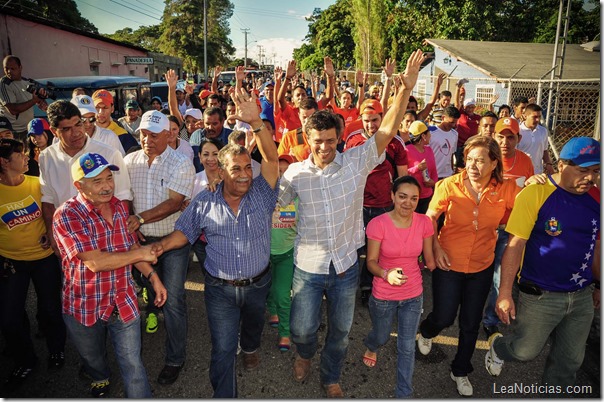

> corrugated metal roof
[426,39,600,80]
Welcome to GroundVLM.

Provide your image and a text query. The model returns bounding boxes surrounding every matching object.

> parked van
[33,76,151,119]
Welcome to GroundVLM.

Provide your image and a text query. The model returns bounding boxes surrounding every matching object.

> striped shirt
[278,135,385,274]
[125,146,194,237]
[53,194,139,326]
[176,175,278,280]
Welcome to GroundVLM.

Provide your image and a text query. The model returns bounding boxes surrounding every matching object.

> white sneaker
[450,372,473,396]
[485,333,504,376]
[417,333,432,355]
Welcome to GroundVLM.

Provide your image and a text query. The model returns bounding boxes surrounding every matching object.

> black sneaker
[90,379,110,398]
[483,325,499,339]
[48,352,65,371]
[157,364,184,385]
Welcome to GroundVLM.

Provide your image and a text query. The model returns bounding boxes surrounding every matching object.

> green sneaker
[142,288,148,305]
[146,313,158,334]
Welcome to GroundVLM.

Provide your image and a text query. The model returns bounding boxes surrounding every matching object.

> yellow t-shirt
[0,175,53,261]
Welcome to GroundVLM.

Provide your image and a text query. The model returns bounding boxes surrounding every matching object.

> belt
[518,281,592,296]
[206,265,270,287]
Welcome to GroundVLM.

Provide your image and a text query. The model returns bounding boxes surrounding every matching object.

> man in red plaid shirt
[53,152,167,398]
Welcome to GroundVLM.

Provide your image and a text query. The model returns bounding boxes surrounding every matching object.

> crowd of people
[0,48,600,399]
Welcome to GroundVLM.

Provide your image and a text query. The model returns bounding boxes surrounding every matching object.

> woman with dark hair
[25,118,54,176]
[417,135,520,396]
[361,175,435,397]
[0,139,65,391]
[498,104,512,118]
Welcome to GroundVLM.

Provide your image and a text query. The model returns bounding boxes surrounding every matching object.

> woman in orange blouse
[416,135,520,396]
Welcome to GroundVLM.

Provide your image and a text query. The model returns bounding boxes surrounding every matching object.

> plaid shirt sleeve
[53,206,94,261]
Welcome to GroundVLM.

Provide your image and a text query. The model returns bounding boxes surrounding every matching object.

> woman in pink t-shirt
[362,176,436,398]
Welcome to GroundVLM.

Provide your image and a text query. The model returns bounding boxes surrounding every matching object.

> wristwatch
[135,214,145,225]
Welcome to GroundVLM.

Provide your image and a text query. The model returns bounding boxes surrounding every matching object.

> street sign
[125,57,154,65]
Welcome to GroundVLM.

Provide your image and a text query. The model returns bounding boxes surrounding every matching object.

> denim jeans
[204,268,272,398]
[192,239,207,267]
[365,294,423,398]
[419,265,494,376]
[493,285,594,387]
[142,238,190,366]
[63,314,152,398]
[483,229,509,327]
[360,206,392,289]
[290,262,359,385]
[0,254,65,367]
[266,248,295,338]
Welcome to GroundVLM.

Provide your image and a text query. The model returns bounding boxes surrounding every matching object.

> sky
[74,0,336,67]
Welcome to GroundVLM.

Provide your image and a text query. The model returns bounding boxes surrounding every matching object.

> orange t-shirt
[428,170,520,273]
[277,128,309,162]
[332,104,359,127]
[499,150,534,224]
[281,105,302,132]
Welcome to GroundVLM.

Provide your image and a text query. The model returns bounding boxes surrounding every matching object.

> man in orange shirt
[276,98,318,162]
[482,118,534,338]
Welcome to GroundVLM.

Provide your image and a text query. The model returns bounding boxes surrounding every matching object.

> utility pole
[241,28,250,68]
[257,45,264,66]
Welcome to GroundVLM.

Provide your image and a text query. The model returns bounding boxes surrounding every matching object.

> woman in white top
[167,115,194,162]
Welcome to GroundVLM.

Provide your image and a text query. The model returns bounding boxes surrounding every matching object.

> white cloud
[234,37,305,66]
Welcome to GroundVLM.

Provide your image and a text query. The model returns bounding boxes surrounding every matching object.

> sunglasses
[82,117,96,123]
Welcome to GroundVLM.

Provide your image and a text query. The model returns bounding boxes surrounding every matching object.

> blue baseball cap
[71,153,119,182]
[27,118,50,136]
[559,137,600,167]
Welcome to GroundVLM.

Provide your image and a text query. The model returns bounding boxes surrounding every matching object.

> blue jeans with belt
[204,268,272,398]
[142,238,190,367]
[63,313,152,398]
[493,285,594,387]
[290,262,359,385]
[365,294,423,398]
[419,265,494,376]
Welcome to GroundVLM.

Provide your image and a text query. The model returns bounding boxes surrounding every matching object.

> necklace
[504,153,517,173]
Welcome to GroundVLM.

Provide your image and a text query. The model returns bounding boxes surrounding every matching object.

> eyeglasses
[82,117,96,124]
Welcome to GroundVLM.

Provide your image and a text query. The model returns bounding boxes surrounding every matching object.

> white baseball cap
[183,108,202,120]
[463,98,476,107]
[71,95,96,115]
[137,110,169,133]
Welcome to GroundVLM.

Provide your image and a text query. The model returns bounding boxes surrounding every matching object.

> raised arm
[230,88,279,188]
[318,56,335,108]
[235,65,245,94]
[279,60,297,111]
[273,67,283,116]
[374,50,425,156]
[417,72,446,121]
[211,66,222,94]
[380,58,395,113]
[165,69,183,125]
[355,70,366,110]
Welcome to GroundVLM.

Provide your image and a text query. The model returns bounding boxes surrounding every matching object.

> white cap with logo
[137,110,170,133]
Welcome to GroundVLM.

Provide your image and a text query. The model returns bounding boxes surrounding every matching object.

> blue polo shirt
[175,174,278,280]
[506,177,600,292]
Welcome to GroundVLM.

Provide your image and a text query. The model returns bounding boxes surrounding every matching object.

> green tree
[157,0,235,71]
[5,0,98,34]
[106,25,162,51]
[351,0,386,71]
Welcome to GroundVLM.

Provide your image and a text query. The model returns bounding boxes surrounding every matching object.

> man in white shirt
[124,110,194,386]
[517,103,554,175]
[40,100,132,255]
[71,95,125,156]
[429,105,460,179]
[278,50,425,398]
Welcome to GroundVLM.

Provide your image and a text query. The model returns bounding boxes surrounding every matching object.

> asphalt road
[0,255,600,398]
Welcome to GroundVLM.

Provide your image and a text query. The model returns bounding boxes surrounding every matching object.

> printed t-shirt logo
[544,217,562,236]
[0,195,42,230]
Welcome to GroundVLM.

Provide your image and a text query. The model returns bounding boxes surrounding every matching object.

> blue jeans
[419,266,494,376]
[204,268,272,398]
[365,294,423,398]
[290,262,359,385]
[493,285,594,387]
[0,254,65,367]
[63,314,152,398]
[483,229,509,327]
[142,239,190,366]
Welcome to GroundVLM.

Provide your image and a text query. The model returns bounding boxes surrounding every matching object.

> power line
[75,0,150,26]
[132,0,164,18]
[109,0,161,21]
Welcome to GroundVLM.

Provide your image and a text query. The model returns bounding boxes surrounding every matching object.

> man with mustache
[52,152,167,397]
[158,89,279,398]
[486,137,600,389]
